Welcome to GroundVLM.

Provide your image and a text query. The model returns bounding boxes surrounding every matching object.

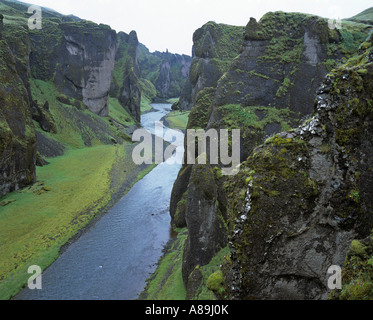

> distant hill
[345,7,373,25]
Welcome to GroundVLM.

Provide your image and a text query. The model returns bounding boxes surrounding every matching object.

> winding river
[15,104,183,300]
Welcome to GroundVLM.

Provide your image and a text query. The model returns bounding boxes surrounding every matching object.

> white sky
[28,0,373,55]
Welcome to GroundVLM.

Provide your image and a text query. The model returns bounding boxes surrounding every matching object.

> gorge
[1,0,373,301]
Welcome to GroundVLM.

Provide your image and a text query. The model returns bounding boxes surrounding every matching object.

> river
[15,103,183,300]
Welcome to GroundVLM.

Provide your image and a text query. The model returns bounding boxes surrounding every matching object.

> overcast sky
[29,0,373,55]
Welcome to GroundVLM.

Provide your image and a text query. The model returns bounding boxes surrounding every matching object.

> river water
[15,104,184,300]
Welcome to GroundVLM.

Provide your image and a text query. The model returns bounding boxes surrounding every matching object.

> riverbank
[12,103,183,300]
[139,227,230,300]
[0,141,155,300]
[160,111,190,132]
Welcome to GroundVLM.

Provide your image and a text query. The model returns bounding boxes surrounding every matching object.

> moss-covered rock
[223,33,373,300]
[0,39,36,196]
[182,164,227,287]
[177,21,244,111]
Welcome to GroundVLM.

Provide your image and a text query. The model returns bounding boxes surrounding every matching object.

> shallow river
[15,104,183,300]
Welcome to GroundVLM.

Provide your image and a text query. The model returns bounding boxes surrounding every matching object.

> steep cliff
[111,30,142,123]
[176,21,244,110]
[0,8,36,197]
[30,17,117,117]
[168,11,373,299]
[138,46,192,101]
[224,32,373,300]
[0,40,36,197]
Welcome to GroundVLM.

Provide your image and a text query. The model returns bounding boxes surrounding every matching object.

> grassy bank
[0,77,158,300]
[162,111,190,131]
[0,143,156,300]
[139,228,188,300]
[139,228,229,300]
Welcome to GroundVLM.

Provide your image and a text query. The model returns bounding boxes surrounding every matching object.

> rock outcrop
[116,31,142,123]
[182,164,227,287]
[29,18,117,117]
[154,52,192,99]
[0,38,36,196]
[177,21,244,110]
[56,22,116,116]
[169,12,373,298]
[138,46,192,101]
[224,34,373,300]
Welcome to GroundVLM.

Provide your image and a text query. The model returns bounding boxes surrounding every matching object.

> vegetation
[139,229,188,300]
[0,76,155,299]
[217,104,294,136]
[0,145,117,299]
[162,111,190,131]
[345,7,373,25]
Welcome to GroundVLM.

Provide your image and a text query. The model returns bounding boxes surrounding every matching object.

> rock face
[0,39,36,196]
[214,14,332,115]
[56,22,117,116]
[169,12,373,299]
[177,21,244,110]
[138,46,192,101]
[182,165,227,287]
[117,31,142,123]
[224,36,373,300]
[154,52,192,99]
[0,14,3,39]
[30,19,117,117]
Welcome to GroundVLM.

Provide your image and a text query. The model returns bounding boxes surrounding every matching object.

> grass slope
[0,78,155,300]
[0,145,117,299]
[162,111,190,131]
[345,7,373,25]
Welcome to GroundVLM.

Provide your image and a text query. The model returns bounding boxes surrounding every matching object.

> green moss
[331,236,373,300]
[276,77,293,98]
[349,240,368,258]
[139,229,188,300]
[187,87,215,130]
[320,144,332,154]
[0,145,117,299]
[194,246,230,300]
[194,22,244,61]
[339,280,373,300]
[218,104,294,134]
[206,270,225,294]
[163,111,190,131]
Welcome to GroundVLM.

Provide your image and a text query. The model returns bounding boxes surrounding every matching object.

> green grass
[166,98,180,104]
[163,111,190,131]
[30,79,134,149]
[140,229,188,300]
[345,7,373,25]
[0,145,120,299]
[108,96,136,126]
[0,76,155,300]
[140,95,154,114]
[219,104,294,132]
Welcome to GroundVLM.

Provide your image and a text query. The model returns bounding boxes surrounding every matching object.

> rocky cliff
[169,11,373,299]
[111,30,142,123]
[0,0,190,197]
[29,16,117,117]
[138,46,192,101]
[0,14,36,197]
[176,21,244,110]
[224,32,373,300]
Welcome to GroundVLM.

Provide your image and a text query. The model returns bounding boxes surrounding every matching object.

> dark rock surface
[0,39,36,196]
[224,37,373,299]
